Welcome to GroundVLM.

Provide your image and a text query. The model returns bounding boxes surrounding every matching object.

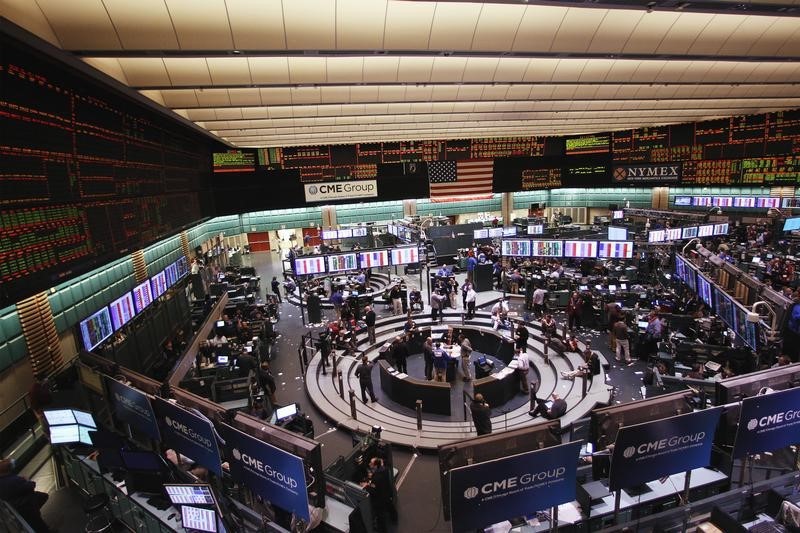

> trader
[529,392,567,420]
[392,336,409,375]
[513,348,530,394]
[422,337,434,381]
[613,318,633,366]
[364,306,377,345]
[470,394,492,435]
[389,284,403,316]
[0,458,52,532]
[271,276,283,303]
[354,356,378,403]
[459,334,473,381]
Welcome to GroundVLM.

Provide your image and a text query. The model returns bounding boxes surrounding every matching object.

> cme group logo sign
[307,185,318,195]
[623,446,636,459]
[164,414,213,449]
[747,419,759,431]
[304,180,378,202]
[747,408,800,433]
[463,486,479,499]
[232,448,242,461]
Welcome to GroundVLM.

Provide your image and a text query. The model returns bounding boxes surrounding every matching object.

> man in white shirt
[513,348,530,394]
[491,299,509,317]
[465,286,477,319]
[532,287,547,317]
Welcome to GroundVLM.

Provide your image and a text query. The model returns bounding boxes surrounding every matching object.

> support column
[403,199,417,217]
[321,205,337,229]
[501,192,513,225]
[17,293,63,376]
[180,231,191,260]
[131,249,148,283]
[652,187,669,210]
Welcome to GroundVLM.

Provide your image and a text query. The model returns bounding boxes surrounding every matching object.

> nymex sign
[613,163,682,183]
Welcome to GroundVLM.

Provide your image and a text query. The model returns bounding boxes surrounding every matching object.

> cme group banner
[220,423,309,522]
[610,407,722,491]
[303,180,378,202]
[733,387,800,459]
[106,378,160,440]
[448,441,581,532]
[152,398,222,476]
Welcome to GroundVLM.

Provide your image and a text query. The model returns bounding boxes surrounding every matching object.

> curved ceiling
[3,0,800,147]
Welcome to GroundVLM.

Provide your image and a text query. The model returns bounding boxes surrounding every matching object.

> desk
[474,365,519,407]
[378,361,452,415]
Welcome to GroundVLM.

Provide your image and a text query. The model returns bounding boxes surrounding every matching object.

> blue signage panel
[609,407,722,491]
[152,397,222,476]
[448,441,582,533]
[733,387,800,459]
[106,378,160,440]
[220,423,309,522]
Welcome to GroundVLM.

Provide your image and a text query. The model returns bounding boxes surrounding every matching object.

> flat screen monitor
[756,197,780,208]
[608,285,617,292]
[338,229,353,239]
[675,256,686,281]
[597,241,633,259]
[132,280,154,313]
[78,426,93,445]
[648,230,665,243]
[181,505,217,533]
[79,307,114,352]
[783,218,800,231]
[473,229,489,239]
[563,240,598,258]
[666,228,682,241]
[50,425,80,445]
[215,320,225,328]
[293,256,326,276]
[713,197,732,207]
[530,240,562,257]
[684,267,697,292]
[151,271,168,299]
[620,283,627,290]
[88,430,126,449]
[682,227,698,239]
[387,224,396,236]
[693,197,711,207]
[358,250,389,269]
[502,227,516,237]
[528,225,544,235]
[612,210,624,220]
[121,451,165,472]
[752,257,762,264]
[697,276,713,308]
[390,246,420,265]
[713,223,729,236]
[176,256,189,279]
[714,287,734,328]
[579,285,588,291]
[164,484,216,506]
[734,197,756,208]
[352,227,368,237]
[321,230,338,240]
[698,225,714,237]
[488,228,504,238]
[72,410,97,428]
[216,355,229,365]
[275,403,299,422]
[44,409,76,426]
[165,262,179,287]
[501,240,532,257]
[674,196,692,206]
[327,253,358,272]
[608,226,627,241]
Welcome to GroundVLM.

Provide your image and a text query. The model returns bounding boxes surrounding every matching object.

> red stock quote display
[0,40,209,307]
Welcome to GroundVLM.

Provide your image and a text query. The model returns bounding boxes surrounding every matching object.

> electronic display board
[212,150,255,173]
[682,227,698,239]
[734,197,756,208]
[352,227,368,237]
[108,292,136,331]
[608,227,627,241]
[474,229,489,239]
[712,197,733,207]
[782,198,800,208]
[338,229,353,239]
[783,218,800,231]
[164,262,178,287]
[501,240,531,257]
[598,241,633,259]
[528,225,544,235]
[327,253,358,272]
[563,241,597,258]
[697,276,714,309]
[293,256,325,276]
[488,228,504,238]
[674,196,692,206]
[358,250,389,269]
[683,265,697,293]
[390,247,420,265]
[740,156,800,185]
[732,306,759,350]
[387,224,397,236]
[150,271,168,299]
[666,228,682,241]
[176,256,189,279]
[321,230,338,240]
[648,230,666,243]
[692,197,712,207]
[675,256,686,282]
[80,307,114,352]
[566,134,610,155]
[713,223,729,236]
[530,240,562,257]
[715,287,735,329]
[502,227,516,237]
[698,225,714,238]
[132,280,153,313]
[756,197,781,209]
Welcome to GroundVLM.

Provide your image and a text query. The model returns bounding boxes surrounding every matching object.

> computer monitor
[44,409,76,426]
[620,283,627,290]
[752,257,761,264]
[72,410,96,428]
[78,426,93,445]
[164,484,216,506]
[608,285,617,292]
[88,430,126,449]
[608,226,627,241]
[215,320,225,328]
[216,355,229,365]
[579,285,588,291]
[181,505,218,532]
[49,425,80,444]
[275,403,299,422]
[121,451,166,472]
[243,346,252,353]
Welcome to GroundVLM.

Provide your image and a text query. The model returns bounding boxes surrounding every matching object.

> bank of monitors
[666,228,682,241]
[715,364,800,404]
[293,256,326,276]
[390,247,420,265]
[80,308,114,351]
[44,409,97,445]
[337,229,353,239]
[326,253,358,272]
[164,484,216,506]
[648,230,666,243]
[108,292,136,331]
[502,227,516,237]
[501,240,532,257]
[697,276,714,308]
[783,218,800,231]
[386,224,397,236]
[176,257,189,279]
[608,226,627,241]
[132,280,154,313]
[352,227,368,237]
[530,240,562,257]
[358,250,389,269]
[674,196,692,206]
[713,223,729,236]
[598,241,633,259]
[528,224,544,235]
[682,226,698,239]
[165,262,179,287]
[698,225,714,238]
[563,241,597,258]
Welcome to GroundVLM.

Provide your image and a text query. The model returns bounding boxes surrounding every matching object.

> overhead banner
[106,378,160,440]
[448,441,581,533]
[152,397,222,476]
[303,180,378,202]
[609,407,722,491]
[733,387,800,459]
[612,163,682,184]
[220,423,309,522]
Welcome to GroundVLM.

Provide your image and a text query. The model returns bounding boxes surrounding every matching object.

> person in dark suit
[470,394,492,435]
[392,336,409,374]
[364,305,377,344]
[355,356,377,403]
[0,458,52,532]
[366,457,393,532]
[529,392,567,419]
[271,276,282,303]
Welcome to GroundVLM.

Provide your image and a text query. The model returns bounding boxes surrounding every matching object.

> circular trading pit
[286,271,395,308]
[304,309,612,449]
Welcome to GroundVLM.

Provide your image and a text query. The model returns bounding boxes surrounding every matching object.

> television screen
[338,229,353,239]
[528,225,544,235]
[181,506,217,533]
[666,228,682,241]
[44,409,76,426]
[164,485,216,506]
[713,197,733,207]
[563,241,597,258]
[698,225,714,237]
[782,218,800,231]
[50,425,80,445]
[80,308,114,352]
[352,227,368,237]
[608,226,627,241]
[78,426,93,445]
[164,262,179,287]
[327,253,358,272]
[693,197,711,207]
[132,280,154,313]
[684,267,696,292]
[598,241,633,259]
[697,276,713,308]
[473,229,489,239]
[501,240,532,257]
[715,287,734,328]
[502,227,516,237]
[612,210,624,220]
[151,271,168,299]
[674,196,692,206]
[488,228,504,238]
[648,230,665,243]
[390,247,420,265]
[757,197,780,209]
[675,256,686,281]
[358,250,389,269]
[734,197,756,208]
[321,230,338,240]
[530,240,562,257]
[713,223,729,236]
[293,256,326,276]
[682,226,698,239]
[73,410,97,428]
[108,292,136,331]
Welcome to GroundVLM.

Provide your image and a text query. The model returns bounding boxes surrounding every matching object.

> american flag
[428,159,494,201]
[598,242,632,259]
[564,241,597,258]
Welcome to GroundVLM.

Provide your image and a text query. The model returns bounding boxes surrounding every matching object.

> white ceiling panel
[138,89,166,106]
[2,0,61,46]
[462,58,499,83]
[362,57,399,83]
[103,0,178,50]
[748,17,799,55]
[195,89,231,107]
[83,57,129,84]
[430,56,468,83]
[34,0,120,49]
[550,59,589,83]
[248,57,290,84]
[717,16,777,55]
[165,0,233,49]
[512,5,567,52]
[522,59,560,82]
[687,14,746,55]
[206,58,252,85]
[320,87,351,104]
[471,3,524,51]
[397,57,435,83]
[259,87,292,105]
[336,0,387,49]
[427,2,483,50]
[227,0,287,50]
[282,0,336,49]
[550,8,608,53]
[163,58,212,85]
[160,89,200,107]
[656,13,716,55]
[624,12,681,54]
[116,58,170,86]
[287,57,327,84]
[383,1,436,50]
[228,88,262,106]
[587,10,644,53]
[327,57,365,84]
[290,87,322,104]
